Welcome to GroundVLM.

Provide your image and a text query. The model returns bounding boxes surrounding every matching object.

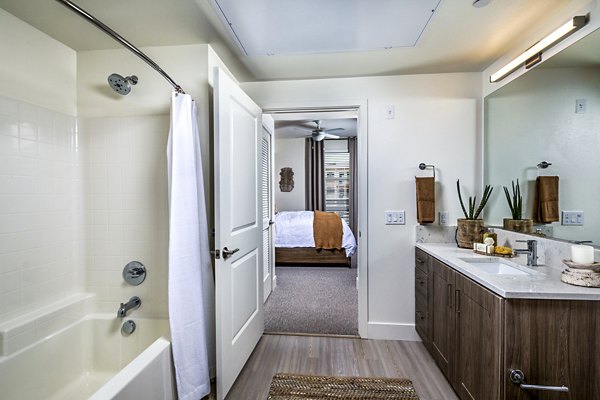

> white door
[214,68,263,400]
[261,115,275,302]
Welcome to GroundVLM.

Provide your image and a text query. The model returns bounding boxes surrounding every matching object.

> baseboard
[273,274,277,289]
[366,322,421,341]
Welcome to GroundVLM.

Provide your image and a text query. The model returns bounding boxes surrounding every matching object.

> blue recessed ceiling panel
[212,0,442,56]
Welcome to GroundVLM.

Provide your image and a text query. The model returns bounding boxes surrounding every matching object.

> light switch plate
[562,210,584,225]
[385,105,395,119]
[385,210,405,225]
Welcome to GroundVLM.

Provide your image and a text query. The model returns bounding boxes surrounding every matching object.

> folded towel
[313,210,343,250]
[533,176,559,223]
[416,177,435,224]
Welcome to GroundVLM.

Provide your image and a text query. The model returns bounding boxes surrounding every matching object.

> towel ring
[537,161,552,169]
[419,163,435,179]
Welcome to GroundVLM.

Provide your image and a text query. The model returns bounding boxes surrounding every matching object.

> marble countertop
[416,243,600,300]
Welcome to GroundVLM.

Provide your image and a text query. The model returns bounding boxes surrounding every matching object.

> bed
[274,211,357,266]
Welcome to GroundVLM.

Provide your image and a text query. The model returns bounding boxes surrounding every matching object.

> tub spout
[117,296,141,318]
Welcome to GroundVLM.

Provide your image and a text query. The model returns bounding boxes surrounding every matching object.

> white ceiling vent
[212,0,442,56]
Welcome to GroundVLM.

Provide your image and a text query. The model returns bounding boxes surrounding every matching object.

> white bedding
[274,211,357,257]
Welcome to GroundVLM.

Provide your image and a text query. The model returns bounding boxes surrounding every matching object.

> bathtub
[0,314,175,400]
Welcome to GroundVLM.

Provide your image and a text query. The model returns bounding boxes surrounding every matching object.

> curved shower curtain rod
[55,0,186,94]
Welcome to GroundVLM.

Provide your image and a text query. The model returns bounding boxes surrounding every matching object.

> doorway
[263,109,361,336]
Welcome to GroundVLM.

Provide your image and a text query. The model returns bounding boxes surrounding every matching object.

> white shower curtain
[167,91,215,400]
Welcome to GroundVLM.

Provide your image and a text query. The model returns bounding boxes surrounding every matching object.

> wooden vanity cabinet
[415,247,600,400]
[416,250,503,400]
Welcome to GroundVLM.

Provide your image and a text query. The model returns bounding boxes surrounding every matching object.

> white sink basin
[459,257,535,276]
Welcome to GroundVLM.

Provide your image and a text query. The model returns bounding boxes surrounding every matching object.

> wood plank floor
[225,334,459,400]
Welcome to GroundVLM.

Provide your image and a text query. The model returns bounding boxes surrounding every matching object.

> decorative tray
[473,249,514,258]
[562,259,600,271]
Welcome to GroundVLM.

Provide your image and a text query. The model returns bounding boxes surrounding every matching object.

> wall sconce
[490,15,588,83]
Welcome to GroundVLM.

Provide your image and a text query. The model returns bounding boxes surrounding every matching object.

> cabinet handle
[455,290,461,314]
[447,284,453,308]
[416,258,424,264]
[509,369,569,393]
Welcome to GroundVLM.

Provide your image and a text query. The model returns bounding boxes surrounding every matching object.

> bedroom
[263,111,360,336]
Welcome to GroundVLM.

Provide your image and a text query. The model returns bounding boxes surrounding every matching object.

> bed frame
[275,247,351,267]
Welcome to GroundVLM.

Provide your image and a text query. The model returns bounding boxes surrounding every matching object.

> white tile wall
[78,115,170,318]
[0,95,81,323]
[2,96,173,330]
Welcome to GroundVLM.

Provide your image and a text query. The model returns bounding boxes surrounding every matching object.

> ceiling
[0,0,593,81]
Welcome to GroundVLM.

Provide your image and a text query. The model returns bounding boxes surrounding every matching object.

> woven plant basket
[456,219,484,249]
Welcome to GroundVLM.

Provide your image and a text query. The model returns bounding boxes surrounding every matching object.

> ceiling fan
[295,120,345,141]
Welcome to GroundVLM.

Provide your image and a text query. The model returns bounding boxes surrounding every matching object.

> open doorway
[262,110,360,336]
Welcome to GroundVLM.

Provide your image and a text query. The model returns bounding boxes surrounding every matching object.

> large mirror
[484,28,600,246]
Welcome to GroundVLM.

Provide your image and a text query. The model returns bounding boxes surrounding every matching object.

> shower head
[107,73,138,95]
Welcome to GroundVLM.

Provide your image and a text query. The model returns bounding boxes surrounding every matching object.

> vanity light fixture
[490,15,588,83]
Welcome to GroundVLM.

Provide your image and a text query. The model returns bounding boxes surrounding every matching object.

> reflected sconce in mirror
[490,15,588,83]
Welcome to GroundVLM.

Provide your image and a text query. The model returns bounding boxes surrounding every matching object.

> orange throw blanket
[313,211,343,250]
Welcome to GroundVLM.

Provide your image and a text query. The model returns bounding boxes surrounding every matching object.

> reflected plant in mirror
[484,27,600,246]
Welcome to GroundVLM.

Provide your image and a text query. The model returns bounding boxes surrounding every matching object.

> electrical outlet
[562,210,584,226]
[439,211,449,225]
[575,99,586,114]
[385,210,405,225]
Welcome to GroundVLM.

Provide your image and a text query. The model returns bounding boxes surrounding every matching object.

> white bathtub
[0,314,175,400]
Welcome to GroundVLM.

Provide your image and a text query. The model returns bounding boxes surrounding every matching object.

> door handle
[222,247,240,260]
[455,290,461,314]
[269,220,275,225]
[509,369,569,393]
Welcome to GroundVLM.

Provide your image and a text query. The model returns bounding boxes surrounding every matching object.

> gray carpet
[264,266,358,336]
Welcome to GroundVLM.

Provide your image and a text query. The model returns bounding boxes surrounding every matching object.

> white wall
[242,73,481,339]
[78,115,170,317]
[0,9,76,116]
[274,138,305,211]
[0,11,80,323]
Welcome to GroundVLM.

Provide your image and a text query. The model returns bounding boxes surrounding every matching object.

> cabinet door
[430,257,456,382]
[504,299,600,400]
[455,273,503,400]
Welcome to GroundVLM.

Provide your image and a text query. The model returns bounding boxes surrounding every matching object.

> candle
[571,245,594,265]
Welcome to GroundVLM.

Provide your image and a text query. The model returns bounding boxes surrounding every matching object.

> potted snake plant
[503,179,533,233]
[456,180,493,248]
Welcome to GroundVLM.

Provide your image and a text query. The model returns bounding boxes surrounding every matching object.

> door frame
[263,99,368,337]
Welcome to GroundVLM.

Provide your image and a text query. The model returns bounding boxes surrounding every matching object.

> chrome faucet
[117,296,141,318]
[514,240,538,266]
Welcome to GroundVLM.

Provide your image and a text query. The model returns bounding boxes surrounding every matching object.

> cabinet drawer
[415,266,428,298]
[415,249,428,273]
[415,310,428,340]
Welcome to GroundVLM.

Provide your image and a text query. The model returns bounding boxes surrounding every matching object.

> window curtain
[348,137,358,235]
[305,138,325,211]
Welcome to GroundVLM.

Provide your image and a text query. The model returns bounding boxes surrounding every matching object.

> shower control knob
[122,320,136,335]
[123,261,146,286]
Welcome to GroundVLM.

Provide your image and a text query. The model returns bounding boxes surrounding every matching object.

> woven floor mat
[267,373,420,399]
